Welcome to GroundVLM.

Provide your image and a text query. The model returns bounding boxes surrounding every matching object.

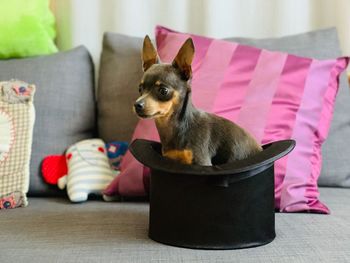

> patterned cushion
[0,80,35,209]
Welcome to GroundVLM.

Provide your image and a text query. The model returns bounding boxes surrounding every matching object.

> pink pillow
[104,26,348,213]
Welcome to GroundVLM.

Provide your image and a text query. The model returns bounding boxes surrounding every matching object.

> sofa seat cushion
[1,188,349,262]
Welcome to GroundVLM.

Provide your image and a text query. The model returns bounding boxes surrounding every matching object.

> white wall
[51,0,350,67]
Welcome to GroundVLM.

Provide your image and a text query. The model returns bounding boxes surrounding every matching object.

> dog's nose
[134,101,145,112]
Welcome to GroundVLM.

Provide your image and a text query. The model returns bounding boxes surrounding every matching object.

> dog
[133,35,262,166]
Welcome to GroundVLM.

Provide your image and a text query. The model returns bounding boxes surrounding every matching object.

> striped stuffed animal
[42,139,115,202]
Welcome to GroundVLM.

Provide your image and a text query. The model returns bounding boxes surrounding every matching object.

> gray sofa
[1,28,350,262]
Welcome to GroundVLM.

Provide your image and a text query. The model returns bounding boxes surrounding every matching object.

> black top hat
[130,139,295,250]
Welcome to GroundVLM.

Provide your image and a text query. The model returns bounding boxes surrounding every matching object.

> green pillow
[0,0,58,59]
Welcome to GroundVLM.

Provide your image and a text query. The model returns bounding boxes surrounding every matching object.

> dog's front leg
[194,154,212,166]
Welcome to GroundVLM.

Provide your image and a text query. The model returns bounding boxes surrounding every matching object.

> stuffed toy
[42,139,128,202]
[42,139,111,202]
[106,141,128,170]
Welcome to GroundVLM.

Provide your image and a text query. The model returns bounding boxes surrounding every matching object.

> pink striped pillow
[104,26,348,213]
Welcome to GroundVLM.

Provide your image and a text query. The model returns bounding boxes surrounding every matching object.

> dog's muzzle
[134,99,147,117]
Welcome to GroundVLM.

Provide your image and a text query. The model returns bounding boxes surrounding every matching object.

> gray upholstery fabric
[226,27,342,59]
[227,28,350,187]
[0,47,96,195]
[319,77,350,187]
[0,188,349,262]
[98,28,350,187]
[98,33,143,142]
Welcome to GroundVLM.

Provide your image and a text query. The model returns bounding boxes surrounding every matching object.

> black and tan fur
[133,35,262,166]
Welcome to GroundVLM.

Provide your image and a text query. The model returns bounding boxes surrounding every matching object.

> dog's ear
[142,35,159,71]
[172,38,195,80]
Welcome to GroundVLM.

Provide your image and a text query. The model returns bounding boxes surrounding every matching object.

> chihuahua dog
[133,35,262,166]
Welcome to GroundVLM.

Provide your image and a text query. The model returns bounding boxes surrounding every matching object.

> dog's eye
[138,85,144,94]
[158,86,169,96]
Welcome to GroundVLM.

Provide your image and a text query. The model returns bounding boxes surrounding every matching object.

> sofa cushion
[0,46,96,196]
[98,28,350,190]
[104,26,348,214]
[225,29,350,188]
[98,33,143,143]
